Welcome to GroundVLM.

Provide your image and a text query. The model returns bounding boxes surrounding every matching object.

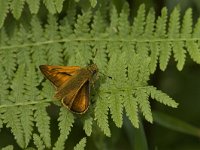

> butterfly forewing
[39,65,80,88]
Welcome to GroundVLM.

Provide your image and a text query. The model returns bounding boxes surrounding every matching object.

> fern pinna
[2,1,200,149]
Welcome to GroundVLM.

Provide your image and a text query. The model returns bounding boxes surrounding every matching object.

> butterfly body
[39,64,98,114]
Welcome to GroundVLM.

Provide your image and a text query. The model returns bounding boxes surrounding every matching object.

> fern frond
[108,5,118,34]
[45,15,63,65]
[33,134,45,150]
[159,41,171,71]
[10,0,25,19]
[75,10,92,37]
[1,145,14,150]
[9,65,25,103]
[118,3,130,38]
[94,91,110,137]
[1,47,16,80]
[168,7,186,71]
[16,25,31,66]
[55,0,64,13]
[124,91,139,128]
[144,8,155,38]
[53,107,74,150]
[149,42,159,73]
[19,105,34,147]
[34,103,51,148]
[147,86,179,108]
[132,4,146,38]
[31,16,47,68]
[186,41,200,63]
[0,67,9,104]
[73,137,87,150]
[0,0,9,28]
[107,53,127,127]
[26,0,40,14]
[181,8,192,38]
[193,18,200,38]
[155,7,170,71]
[136,89,153,123]
[0,109,4,129]
[43,0,56,14]
[83,116,93,136]
[3,107,25,148]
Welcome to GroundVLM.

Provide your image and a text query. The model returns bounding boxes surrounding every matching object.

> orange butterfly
[39,64,98,114]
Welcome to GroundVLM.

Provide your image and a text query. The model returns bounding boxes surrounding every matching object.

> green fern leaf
[0,0,9,28]
[91,10,106,36]
[106,53,127,127]
[193,18,200,38]
[73,137,87,150]
[124,91,139,128]
[93,42,107,72]
[144,8,155,38]
[26,0,40,14]
[25,64,40,101]
[9,65,25,103]
[53,107,74,150]
[148,86,178,108]
[154,7,167,38]
[54,0,64,13]
[168,7,180,38]
[16,25,32,66]
[132,4,145,38]
[30,16,47,69]
[172,41,186,71]
[66,0,77,26]
[70,10,93,66]
[83,116,93,136]
[107,5,118,35]
[3,107,25,148]
[136,89,153,123]
[45,15,63,65]
[159,41,171,71]
[10,0,25,19]
[168,7,186,70]
[33,134,45,150]
[74,10,92,37]
[95,91,110,137]
[0,109,5,129]
[19,105,34,147]
[118,2,130,38]
[0,67,9,104]
[181,8,192,38]
[149,42,159,73]
[43,0,56,14]
[1,47,16,80]
[154,7,170,71]
[186,41,200,64]
[1,145,14,150]
[34,103,51,148]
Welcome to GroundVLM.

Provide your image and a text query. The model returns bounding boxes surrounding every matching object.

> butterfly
[39,64,98,114]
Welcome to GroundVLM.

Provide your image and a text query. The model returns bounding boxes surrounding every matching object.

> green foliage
[2,1,200,149]
[73,137,87,150]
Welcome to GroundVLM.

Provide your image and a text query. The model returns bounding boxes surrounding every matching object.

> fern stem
[0,99,52,109]
[1,38,200,50]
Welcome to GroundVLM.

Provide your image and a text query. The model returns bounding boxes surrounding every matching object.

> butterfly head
[88,64,98,76]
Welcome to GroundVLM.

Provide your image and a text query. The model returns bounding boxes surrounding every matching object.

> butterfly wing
[62,81,89,113]
[39,65,80,88]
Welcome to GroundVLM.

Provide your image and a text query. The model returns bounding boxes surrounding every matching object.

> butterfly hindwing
[62,81,90,113]
[39,65,80,88]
